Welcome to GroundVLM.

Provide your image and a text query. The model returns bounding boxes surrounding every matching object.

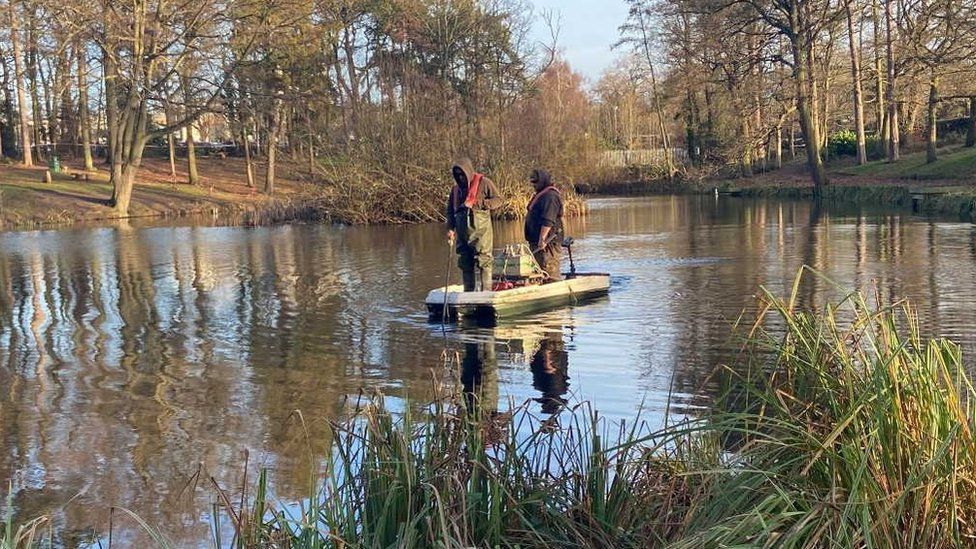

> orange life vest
[527,185,560,212]
[452,173,483,211]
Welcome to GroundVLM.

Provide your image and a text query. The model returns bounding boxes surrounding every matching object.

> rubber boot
[462,269,476,292]
[478,266,493,292]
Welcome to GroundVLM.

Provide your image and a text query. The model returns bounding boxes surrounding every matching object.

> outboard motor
[562,237,576,277]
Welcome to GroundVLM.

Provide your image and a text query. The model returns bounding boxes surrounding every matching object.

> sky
[529,0,632,84]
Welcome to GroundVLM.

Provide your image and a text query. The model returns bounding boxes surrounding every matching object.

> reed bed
[2,484,49,549]
[308,153,586,225]
[4,270,976,547]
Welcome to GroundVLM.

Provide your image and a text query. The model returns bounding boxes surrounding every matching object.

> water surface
[3,195,976,544]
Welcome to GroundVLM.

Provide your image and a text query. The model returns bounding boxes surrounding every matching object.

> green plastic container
[493,245,540,279]
[48,155,61,174]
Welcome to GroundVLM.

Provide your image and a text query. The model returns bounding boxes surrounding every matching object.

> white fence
[600,148,689,168]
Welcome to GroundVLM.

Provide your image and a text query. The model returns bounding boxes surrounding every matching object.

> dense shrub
[827,130,885,161]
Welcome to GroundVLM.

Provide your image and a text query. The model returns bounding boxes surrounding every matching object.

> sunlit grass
[837,145,976,180]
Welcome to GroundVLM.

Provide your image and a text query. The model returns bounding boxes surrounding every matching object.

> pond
[3,195,976,545]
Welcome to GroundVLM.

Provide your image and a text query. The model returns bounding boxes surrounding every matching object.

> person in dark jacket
[446,158,503,291]
[524,168,563,281]
[530,332,569,414]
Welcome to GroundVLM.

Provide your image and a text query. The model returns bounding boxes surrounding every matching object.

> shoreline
[577,145,976,220]
[0,156,588,232]
[4,146,975,232]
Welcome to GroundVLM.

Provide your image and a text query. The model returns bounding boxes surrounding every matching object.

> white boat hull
[426,273,610,321]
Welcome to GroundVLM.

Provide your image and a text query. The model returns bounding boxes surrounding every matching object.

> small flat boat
[426,273,610,321]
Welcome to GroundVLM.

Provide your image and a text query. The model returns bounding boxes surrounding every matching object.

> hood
[453,157,475,186]
[531,168,552,189]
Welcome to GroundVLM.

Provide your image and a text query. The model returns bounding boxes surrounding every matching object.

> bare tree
[899,0,976,163]
[619,0,677,178]
[76,41,94,171]
[846,0,867,164]
[55,0,237,215]
[9,0,33,166]
[884,0,900,161]
[740,0,845,190]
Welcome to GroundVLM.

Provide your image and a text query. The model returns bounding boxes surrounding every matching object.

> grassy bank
[732,147,976,218]
[578,146,976,214]
[6,270,975,547]
[0,156,587,230]
[0,157,314,230]
[734,184,914,206]
[836,145,976,181]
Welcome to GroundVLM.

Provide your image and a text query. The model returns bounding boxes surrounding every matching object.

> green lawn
[836,146,976,180]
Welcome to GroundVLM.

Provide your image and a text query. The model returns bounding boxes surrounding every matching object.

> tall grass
[2,483,48,549]
[5,270,976,547]
[677,269,976,547]
[219,270,976,547]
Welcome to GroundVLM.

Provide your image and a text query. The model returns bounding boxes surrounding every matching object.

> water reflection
[456,324,571,416]
[530,333,570,414]
[460,340,499,415]
[4,196,976,543]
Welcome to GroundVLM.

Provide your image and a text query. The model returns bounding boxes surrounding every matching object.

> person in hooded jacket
[446,158,504,291]
[524,168,563,281]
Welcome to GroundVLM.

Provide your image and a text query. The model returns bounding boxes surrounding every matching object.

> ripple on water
[4,196,976,544]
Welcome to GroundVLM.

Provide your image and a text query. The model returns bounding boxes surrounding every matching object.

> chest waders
[454,208,493,291]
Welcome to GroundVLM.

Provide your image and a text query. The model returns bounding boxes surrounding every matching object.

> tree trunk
[884,0,900,161]
[925,75,938,163]
[265,132,277,195]
[904,80,922,149]
[161,88,176,178]
[53,48,70,156]
[242,128,254,188]
[186,123,199,185]
[27,19,43,161]
[846,2,867,165]
[182,72,199,185]
[76,43,94,171]
[103,47,118,166]
[775,123,783,169]
[264,102,282,195]
[967,97,975,148]
[740,116,754,177]
[751,30,765,171]
[793,32,829,191]
[817,40,833,151]
[8,1,32,167]
[0,55,15,158]
[306,111,315,173]
[685,90,700,164]
[109,98,144,214]
[167,132,176,178]
[113,163,138,216]
[789,121,796,158]
[872,0,887,138]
